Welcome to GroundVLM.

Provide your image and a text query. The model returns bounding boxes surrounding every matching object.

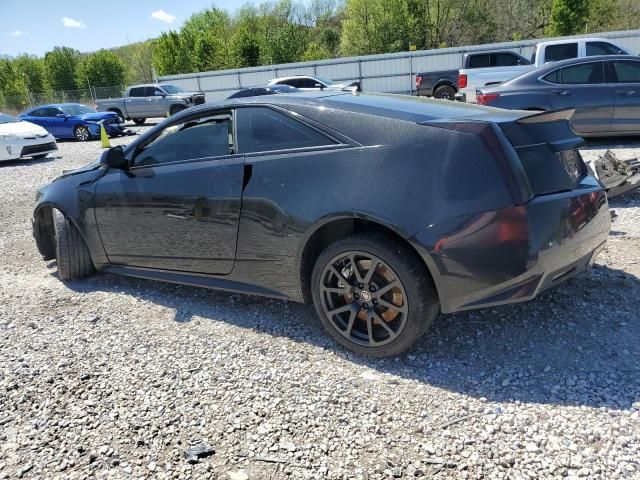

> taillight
[458,73,467,89]
[415,75,422,87]
[477,93,499,105]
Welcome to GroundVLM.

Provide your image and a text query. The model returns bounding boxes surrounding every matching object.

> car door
[609,59,640,135]
[543,61,613,135]
[145,86,167,116]
[47,107,71,137]
[23,108,48,131]
[124,87,147,118]
[94,109,244,274]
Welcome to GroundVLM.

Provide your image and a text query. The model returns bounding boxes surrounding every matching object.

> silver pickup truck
[96,84,205,124]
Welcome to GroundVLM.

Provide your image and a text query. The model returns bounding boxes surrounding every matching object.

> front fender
[34,170,107,265]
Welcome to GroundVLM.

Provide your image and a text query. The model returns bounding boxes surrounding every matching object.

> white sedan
[0,113,58,162]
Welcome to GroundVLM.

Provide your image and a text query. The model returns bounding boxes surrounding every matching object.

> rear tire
[52,210,95,281]
[132,118,146,125]
[433,85,456,100]
[311,233,439,357]
[32,154,48,159]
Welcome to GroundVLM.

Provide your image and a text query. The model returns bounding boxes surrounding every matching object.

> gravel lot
[1,123,639,479]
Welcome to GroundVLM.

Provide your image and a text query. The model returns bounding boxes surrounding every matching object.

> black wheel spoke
[377,297,407,314]
[327,304,353,317]
[363,261,378,285]
[373,310,396,338]
[375,280,401,297]
[349,254,364,283]
[319,249,409,348]
[345,309,357,336]
[328,265,353,287]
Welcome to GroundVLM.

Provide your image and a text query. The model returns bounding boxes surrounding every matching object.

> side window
[236,107,335,154]
[586,41,626,56]
[468,54,490,68]
[277,79,299,88]
[545,43,578,62]
[612,61,640,83]
[298,78,320,88]
[491,53,520,67]
[129,87,145,97]
[29,109,45,117]
[145,86,164,96]
[543,70,561,84]
[134,114,232,167]
[559,62,604,84]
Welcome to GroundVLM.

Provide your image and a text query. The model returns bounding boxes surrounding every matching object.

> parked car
[19,104,131,142]
[32,93,610,357]
[415,50,530,100]
[0,112,57,161]
[227,85,300,99]
[96,84,205,125]
[457,37,632,103]
[267,75,361,92]
[476,55,640,137]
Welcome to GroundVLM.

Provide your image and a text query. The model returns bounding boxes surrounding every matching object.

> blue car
[19,103,132,141]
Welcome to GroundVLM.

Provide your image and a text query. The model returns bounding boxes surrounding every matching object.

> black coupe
[33,93,610,356]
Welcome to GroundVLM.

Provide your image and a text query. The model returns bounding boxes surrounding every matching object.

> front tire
[132,118,146,125]
[170,105,186,116]
[74,125,91,142]
[311,233,439,357]
[52,210,95,281]
[32,154,48,159]
[433,85,456,100]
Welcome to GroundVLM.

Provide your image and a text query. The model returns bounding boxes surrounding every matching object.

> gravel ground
[0,124,639,480]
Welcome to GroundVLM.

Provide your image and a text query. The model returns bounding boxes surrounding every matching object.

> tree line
[1,0,638,109]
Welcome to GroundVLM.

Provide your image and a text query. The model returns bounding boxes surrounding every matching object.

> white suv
[267,75,361,92]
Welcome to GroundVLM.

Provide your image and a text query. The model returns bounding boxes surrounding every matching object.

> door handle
[125,99,132,103]
[615,89,636,96]
[146,98,153,102]
[552,89,570,95]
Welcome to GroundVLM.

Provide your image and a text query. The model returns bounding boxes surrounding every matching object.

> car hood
[0,120,50,137]
[75,112,119,122]
[169,91,204,97]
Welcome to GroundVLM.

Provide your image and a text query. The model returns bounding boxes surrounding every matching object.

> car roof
[182,91,526,124]
[537,37,621,47]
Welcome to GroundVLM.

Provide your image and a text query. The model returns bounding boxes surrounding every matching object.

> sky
[1,0,258,57]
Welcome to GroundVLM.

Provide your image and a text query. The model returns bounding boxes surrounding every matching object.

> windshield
[314,76,335,86]
[160,84,185,94]
[60,104,96,115]
[0,113,19,124]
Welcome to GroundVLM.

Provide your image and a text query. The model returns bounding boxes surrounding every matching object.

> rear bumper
[410,180,611,313]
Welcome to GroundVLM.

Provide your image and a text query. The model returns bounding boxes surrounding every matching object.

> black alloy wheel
[311,233,439,357]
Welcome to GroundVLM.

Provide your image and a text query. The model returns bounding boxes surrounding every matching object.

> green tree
[181,7,235,71]
[76,50,126,88]
[301,41,332,61]
[340,0,410,55]
[152,31,194,76]
[44,46,80,91]
[0,59,29,110]
[12,55,47,95]
[112,40,155,83]
[231,6,263,67]
[547,0,589,36]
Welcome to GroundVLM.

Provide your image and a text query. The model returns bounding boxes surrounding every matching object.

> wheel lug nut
[372,299,378,305]
[358,283,364,288]
[363,303,369,310]
[354,293,359,299]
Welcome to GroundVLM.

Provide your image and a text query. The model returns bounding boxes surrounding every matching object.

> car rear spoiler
[516,108,574,124]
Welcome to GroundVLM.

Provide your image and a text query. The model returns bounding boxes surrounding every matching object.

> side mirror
[56,113,68,118]
[100,146,128,169]
[154,91,166,97]
[314,83,325,90]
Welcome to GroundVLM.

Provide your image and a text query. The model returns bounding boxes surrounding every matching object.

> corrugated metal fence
[160,30,640,101]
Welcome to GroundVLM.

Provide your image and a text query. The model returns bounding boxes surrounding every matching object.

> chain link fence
[1,85,125,116]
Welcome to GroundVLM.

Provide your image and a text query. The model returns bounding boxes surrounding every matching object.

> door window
[29,108,47,117]
[236,107,335,154]
[297,77,320,88]
[558,62,604,84]
[586,41,627,56]
[491,53,523,66]
[134,113,233,167]
[145,86,164,96]
[612,61,640,83]
[468,54,490,68]
[545,43,578,62]
[129,87,145,97]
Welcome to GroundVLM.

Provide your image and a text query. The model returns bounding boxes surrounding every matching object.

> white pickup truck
[455,37,632,103]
